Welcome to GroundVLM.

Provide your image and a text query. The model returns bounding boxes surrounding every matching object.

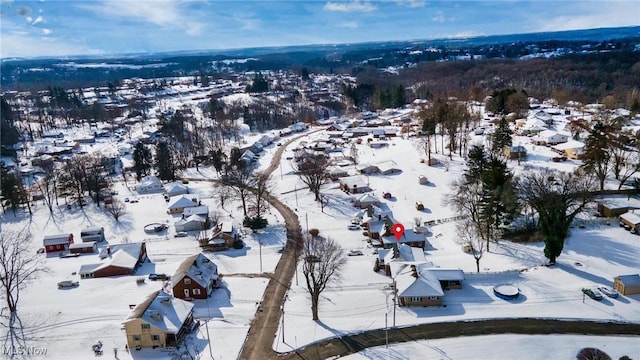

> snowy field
[2,123,640,359]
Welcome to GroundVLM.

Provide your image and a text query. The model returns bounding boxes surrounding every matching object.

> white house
[136,175,165,194]
[175,214,208,232]
[168,195,199,214]
[165,182,189,197]
[536,130,569,145]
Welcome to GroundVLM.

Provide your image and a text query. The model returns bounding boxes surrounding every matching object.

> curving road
[236,129,640,360]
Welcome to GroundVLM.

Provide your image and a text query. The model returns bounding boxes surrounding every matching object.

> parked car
[582,287,604,301]
[347,249,364,256]
[597,286,619,299]
[348,224,360,230]
[129,198,139,203]
[57,280,79,289]
[174,231,188,238]
[148,273,169,281]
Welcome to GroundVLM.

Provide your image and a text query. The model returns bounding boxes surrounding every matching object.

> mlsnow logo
[2,345,48,356]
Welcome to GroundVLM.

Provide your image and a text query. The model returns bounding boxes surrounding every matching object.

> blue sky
[1,0,638,58]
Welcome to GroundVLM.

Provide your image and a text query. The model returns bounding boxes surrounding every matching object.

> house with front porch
[172,253,219,300]
[122,290,195,349]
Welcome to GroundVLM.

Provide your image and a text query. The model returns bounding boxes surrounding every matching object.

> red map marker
[392,223,405,242]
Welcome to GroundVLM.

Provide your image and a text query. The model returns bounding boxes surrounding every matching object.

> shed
[597,200,640,218]
[613,274,640,295]
[619,212,640,232]
[69,242,97,254]
[81,227,105,243]
[43,233,74,253]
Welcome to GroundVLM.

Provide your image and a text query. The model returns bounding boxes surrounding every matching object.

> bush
[232,239,244,249]
[309,228,320,237]
[373,258,380,272]
[576,348,612,360]
[243,216,268,230]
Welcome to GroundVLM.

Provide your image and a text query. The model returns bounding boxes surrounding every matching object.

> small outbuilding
[69,242,97,254]
[619,212,640,232]
[613,274,640,295]
[43,233,74,253]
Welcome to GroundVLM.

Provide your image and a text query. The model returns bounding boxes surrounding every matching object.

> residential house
[391,263,464,307]
[326,166,349,180]
[78,242,147,278]
[165,182,189,197]
[136,175,165,194]
[172,253,219,300]
[355,163,379,175]
[167,195,199,215]
[174,215,208,232]
[206,222,239,250]
[43,233,74,253]
[355,193,380,209]
[535,130,569,145]
[554,140,585,160]
[378,244,428,276]
[381,228,428,249]
[503,145,527,160]
[376,160,401,175]
[122,290,195,349]
[339,176,371,194]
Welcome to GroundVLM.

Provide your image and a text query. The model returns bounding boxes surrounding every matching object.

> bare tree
[35,167,59,213]
[0,230,46,314]
[456,218,485,273]
[301,233,346,320]
[349,142,358,165]
[519,169,597,264]
[213,184,234,210]
[295,154,331,201]
[251,171,273,220]
[221,165,256,217]
[105,198,127,222]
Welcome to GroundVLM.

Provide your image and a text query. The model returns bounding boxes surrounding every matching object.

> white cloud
[42,28,51,35]
[531,1,639,33]
[395,0,426,8]
[339,21,359,29]
[324,1,376,12]
[32,15,43,25]
[82,0,205,35]
[232,14,260,31]
[431,10,445,23]
[446,30,484,39]
[0,32,104,58]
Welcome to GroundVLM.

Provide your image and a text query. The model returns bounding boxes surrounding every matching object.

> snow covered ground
[2,123,640,359]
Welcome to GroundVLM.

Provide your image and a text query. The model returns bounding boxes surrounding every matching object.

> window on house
[428,296,439,300]
[410,296,422,302]
[132,335,141,341]
[151,335,160,341]
[141,324,150,329]
[193,289,201,295]
[184,278,191,285]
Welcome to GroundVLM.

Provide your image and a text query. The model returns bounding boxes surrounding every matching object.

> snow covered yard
[2,126,640,359]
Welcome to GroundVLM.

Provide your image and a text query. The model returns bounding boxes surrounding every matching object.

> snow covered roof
[553,140,584,151]
[394,264,444,297]
[172,253,218,288]
[165,182,188,196]
[123,290,194,334]
[619,212,640,225]
[183,205,209,217]
[615,274,640,285]
[168,195,199,210]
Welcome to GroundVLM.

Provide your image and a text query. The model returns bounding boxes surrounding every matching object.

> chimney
[410,265,418,278]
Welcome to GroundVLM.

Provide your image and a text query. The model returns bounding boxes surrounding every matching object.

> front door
[184,289,189,297]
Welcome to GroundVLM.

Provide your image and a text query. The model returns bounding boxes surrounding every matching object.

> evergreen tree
[155,142,176,181]
[581,121,611,191]
[132,142,153,181]
[1,96,21,155]
[466,145,488,182]
[491,117,513,154]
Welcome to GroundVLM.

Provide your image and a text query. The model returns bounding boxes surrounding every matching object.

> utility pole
[385,313,389,349]
[259,238,262,273]
[281,306,285,343]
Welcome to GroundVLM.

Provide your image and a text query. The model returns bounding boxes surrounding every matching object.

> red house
[43,233,74,253]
